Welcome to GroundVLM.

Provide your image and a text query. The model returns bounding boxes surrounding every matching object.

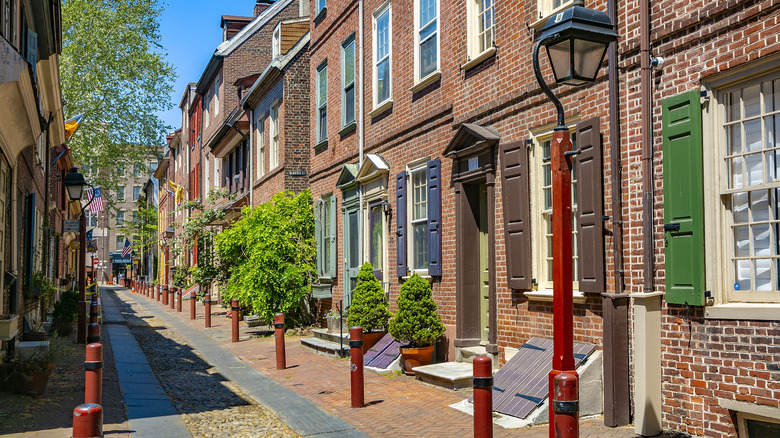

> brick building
[307,0,780,436]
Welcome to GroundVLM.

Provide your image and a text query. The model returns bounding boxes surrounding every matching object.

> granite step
[300,336,349,358]
[311,327,350,344]
[412,361,475,390]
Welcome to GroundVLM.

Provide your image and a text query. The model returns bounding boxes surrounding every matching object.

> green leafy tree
[61,0,176,210]
[388,273,444,347]
[346,263,390,333]
[216,191,315,325]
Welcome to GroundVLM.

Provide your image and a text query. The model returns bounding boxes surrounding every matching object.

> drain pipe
[602,0,630,428]
[633,0,663,435]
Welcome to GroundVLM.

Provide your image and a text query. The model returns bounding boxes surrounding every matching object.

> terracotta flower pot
[399,345,434,376]
[11,362,55,398]
[362,331,386,354]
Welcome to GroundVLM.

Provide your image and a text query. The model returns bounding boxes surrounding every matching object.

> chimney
[254,0,274,17]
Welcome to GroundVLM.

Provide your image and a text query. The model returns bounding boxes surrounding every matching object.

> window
[415,0,439,81]
[369,201,384,278]
[116,235,124,251]
[410,165,428,270]
[133,164,142,178]
[270,102,279,169]
[256,115,265,179]
[537,133,578,290]
[698,71,780,306]
[468,0,494,59]
[316,62,328,144]
[537,0,572,21]
[132,211,139,224]
[316,0,326,16]
[315,195,336,279]
[213,74,221,117]
[116,186,124,201]
[341,35,356,127]
[272,24,281,59]
[133,186,140,201]
[373,4,392,108]
[117,211,124,226]
[87,212,97,227]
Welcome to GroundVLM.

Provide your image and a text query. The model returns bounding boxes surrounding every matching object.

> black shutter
[427,159,442,277]
[396,171,408,277]
[576,117,605,293]
[500,141,532,291]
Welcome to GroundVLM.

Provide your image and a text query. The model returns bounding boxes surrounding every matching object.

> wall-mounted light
[381,200,392,219]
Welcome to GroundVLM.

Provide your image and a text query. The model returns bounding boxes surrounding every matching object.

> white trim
[462,47,496,71]
[413,0,440,83]
[524,289,587,304]
[369,99,393,117]
[215,0,294,56]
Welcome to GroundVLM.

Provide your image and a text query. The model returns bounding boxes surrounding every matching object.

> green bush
[52,289,78,323]
[346,263,389,333]
[388,273,444,347]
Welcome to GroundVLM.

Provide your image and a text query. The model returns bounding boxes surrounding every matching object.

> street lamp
[531,1,616,437]
[63,167,96,344]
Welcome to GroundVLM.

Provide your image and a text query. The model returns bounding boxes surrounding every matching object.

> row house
[308,0,780,436]
[0,0,68,351]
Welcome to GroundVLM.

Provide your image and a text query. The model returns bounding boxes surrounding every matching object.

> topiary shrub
[346,263,390,333]
[388,273,444,347]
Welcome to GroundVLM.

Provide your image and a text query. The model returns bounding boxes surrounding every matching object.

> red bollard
[204,294,212,328]
[349,326,364,408]
[231,299,239,343]
[473,356,493,438]
[89,294,99,324]
[85,344,103,405]
[274,313,286,370]
[157,285,161,301]
[553,372,579,438]
[72,403,103,438]
[162,285,168,305]
[190,293,196,320]
[176,289,182,312]
[87,323,100,345]
[169,288,175,310]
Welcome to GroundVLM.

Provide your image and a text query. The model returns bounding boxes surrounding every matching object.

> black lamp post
[63,167,96,344]
[531,1,616,437]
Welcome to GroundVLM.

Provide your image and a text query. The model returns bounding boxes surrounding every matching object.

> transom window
[722,76,780,296]
[538,133,578,289]
[415,0,438,80]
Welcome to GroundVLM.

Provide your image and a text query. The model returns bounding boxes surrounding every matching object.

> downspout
[602,0,630,427]
[633,0,663,435]
[358,0,364,266]
[249,109,254,206]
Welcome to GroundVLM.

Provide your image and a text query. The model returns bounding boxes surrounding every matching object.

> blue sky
[157,0,258,131]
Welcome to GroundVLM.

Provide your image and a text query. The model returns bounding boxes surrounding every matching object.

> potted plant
[51,289,78,337]
[0,314,20,340]
[388,273,445,375]
[347,263,390,353]
[3,341,59,397]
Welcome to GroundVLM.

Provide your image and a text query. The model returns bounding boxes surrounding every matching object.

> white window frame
[537,0,573,23]
[213,75,221,117]
[316,0,326,17]
[466,0,494,61]
[413,0,440,84]
[341,34,356,128]
[407,160,429,274]
[372,2,392,110]
[316,62,328,145]
[256,114,266,179]
[530,127,579,292]
[272,23,281,59]
[702,64,780,314]
[270,101,280,169]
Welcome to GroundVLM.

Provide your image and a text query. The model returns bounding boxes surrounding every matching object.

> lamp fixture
[380,200,392,219]
[63,167,86,201]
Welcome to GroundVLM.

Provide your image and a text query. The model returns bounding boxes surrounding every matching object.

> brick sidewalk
[122,286,640,437]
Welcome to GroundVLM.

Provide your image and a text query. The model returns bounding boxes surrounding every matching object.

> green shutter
[328,195,337,278]
[314,200,323,277]
[662,90,705,306]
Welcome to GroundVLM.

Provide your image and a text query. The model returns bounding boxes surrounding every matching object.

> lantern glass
[573,39,608,82]
[547,39,572,82]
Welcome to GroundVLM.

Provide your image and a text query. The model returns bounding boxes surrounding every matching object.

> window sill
[462,47,496,71]
[524,289,587,304]
[530,2,575,30]
[410,71,441,94]
[338,121,357,136]
[313,7,327,25]
[368,99,393,118]
[400,273,432,282]
[314,138,328,151]
[704,303,780,321]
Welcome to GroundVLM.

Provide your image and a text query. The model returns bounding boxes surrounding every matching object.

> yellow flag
[64,114,84,141]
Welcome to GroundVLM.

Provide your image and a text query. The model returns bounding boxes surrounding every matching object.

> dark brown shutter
[500,141,532,291]
[576,117,605,293]
[427,159,442,277]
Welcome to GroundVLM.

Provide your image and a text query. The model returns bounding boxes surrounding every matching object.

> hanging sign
[63,220,79,233]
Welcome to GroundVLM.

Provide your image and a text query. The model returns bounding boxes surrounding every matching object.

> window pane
[412,169,427,220]
[377,11,389,59]
[420,0,436,27]
[318,67,327,106]
[345,86,355,124]
[420,32,437,78]
[370,205,383,268]
[755,259,772,290]
[745,152,762,186]
[731,156,743,189]
[735,259,751,290]
[412,222,428,270]
[745,119,762,153]
[319,107,327,140]
[751,190,769,222]
[377,58,390,103]
[344,42,355,85]
[348,211,359,268]
[727,90,740,122]
[733,191,749,223]
[744,84,761,118]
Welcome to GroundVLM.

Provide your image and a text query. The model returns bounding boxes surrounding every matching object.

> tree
[60,0,176,210]
[119,199,157,278]
[216,191,316,325]
[346,263,390,333]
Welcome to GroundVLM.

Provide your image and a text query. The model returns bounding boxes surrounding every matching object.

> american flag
[85,187,104,213]
[121,238,132,257]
